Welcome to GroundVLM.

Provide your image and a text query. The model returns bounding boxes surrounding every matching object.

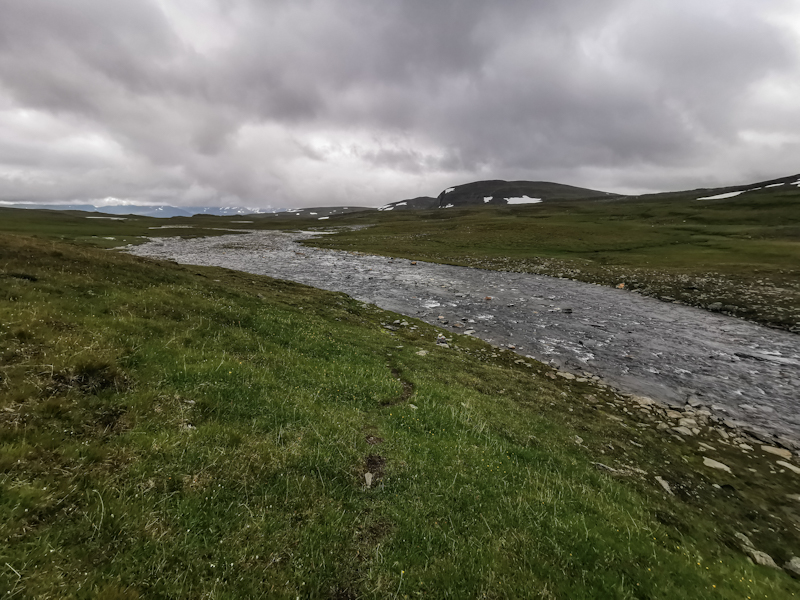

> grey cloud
[0,0,798,207]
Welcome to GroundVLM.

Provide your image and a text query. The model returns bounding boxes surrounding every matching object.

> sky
[1,0,799,209]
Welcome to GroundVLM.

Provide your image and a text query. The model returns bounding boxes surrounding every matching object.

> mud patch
[363,454,386,482]
[47,360,129,396]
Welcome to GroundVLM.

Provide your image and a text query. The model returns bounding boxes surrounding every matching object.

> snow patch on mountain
[697,191,745,200]
[505,196,542,204]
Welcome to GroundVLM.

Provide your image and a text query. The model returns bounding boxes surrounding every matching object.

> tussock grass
[2,233,799,598]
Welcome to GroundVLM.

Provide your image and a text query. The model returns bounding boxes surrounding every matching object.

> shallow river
[127,230,800,446]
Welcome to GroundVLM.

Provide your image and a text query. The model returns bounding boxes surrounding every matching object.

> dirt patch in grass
[381,367,414,406]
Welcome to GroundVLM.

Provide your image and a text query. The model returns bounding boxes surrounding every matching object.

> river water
[127,230,800,446]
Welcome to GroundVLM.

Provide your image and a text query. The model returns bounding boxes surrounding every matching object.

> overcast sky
[1,0,799,209]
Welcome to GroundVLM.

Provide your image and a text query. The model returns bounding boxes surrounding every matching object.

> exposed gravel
[127,230,800,446]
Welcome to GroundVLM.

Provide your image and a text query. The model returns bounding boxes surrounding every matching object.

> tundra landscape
[2,174,800,598]
[3,1,800,598]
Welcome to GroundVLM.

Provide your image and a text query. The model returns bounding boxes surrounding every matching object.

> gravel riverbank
[127,230,800,446]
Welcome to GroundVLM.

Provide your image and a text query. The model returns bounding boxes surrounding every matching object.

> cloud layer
[1,0,798,208]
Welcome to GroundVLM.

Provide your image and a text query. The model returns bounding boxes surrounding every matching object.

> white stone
[747,549,779,569]
[703,457,732,474]
[776,460,800,475]
[655,476,673,495]
[672,426,694,436]
[784,556,800,578]
[761,445,793,460]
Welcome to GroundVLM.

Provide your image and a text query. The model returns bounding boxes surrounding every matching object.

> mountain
[377,196,438,211]
[435,180,618,208]
[373,181,619,212]
[634,172,800,202]
[0,203,277,218]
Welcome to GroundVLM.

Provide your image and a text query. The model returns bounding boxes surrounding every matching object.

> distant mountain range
[1,203,376,219]
[263,206,375,220]
[0,203,277,218]
[377,173,800,211]
[4,172,798,219]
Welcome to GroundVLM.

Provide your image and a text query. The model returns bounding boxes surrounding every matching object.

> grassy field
[303,185,800,331]
[0,207,279,249]
[3,229,800,597]
[6,182,797,332]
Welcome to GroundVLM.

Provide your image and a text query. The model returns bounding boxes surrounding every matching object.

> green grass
[303,187,800,330]
[5,184,797,329]
[0,207,277,249]
[3,233,800,598]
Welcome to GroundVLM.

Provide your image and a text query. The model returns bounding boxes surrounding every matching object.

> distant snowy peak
[190,206,274,216]
[0,203,276,218]
[269,206,374,219]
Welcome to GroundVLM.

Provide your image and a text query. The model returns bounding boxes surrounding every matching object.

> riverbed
[127,230,800,446]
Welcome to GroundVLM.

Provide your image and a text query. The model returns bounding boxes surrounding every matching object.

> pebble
[633,396,656,406]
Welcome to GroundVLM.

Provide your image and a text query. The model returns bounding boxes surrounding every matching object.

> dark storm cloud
[0,0,798,207]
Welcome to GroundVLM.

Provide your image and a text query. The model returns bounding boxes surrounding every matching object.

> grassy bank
[304,187,800,331]
[2,234,800,597]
